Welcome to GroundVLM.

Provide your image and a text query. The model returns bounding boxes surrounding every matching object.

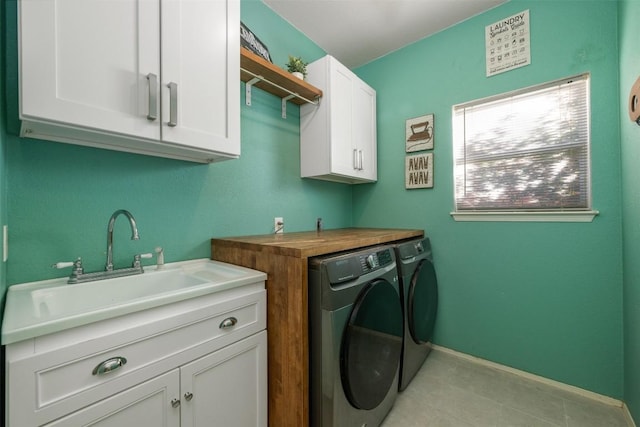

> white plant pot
[291,72,304,80]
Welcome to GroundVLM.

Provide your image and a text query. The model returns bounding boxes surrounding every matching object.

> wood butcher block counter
[211,228,423,427]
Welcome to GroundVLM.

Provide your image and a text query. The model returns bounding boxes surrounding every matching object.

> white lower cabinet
[5,284,267,427]
[181,331,267,426]
[43,332,267,427]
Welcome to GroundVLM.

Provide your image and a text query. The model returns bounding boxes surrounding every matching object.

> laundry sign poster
[405,152,433,189]
[486,9,530,77]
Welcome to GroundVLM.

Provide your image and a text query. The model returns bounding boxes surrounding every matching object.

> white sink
[2,259,267,344]
[30,269,208,318]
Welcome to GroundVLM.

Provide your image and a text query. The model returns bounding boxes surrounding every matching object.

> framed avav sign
[406,152,433,189]
[405,114,434,152]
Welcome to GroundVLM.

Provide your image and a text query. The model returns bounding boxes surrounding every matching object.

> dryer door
[408,258,438,344]
[340,278,403,410]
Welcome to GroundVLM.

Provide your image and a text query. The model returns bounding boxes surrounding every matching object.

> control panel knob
[366,254,377,269]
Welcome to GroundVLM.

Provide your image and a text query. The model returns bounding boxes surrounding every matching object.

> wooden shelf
[240,47,323,106]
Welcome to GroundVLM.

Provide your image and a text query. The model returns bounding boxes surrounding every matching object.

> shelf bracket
[245,77,261,107]
[281,95,295,119]
[241,67,320,108]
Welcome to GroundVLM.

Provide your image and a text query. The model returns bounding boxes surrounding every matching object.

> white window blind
[453,74,591,212]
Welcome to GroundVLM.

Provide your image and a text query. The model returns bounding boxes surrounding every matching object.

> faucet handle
[53,257,83,270]
[132,253,152,269]
[53,258,84,280]
[52,261,75,269]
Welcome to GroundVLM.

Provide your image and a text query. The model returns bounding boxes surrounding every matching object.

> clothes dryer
[308,245,403,427]
[394,237,438,391]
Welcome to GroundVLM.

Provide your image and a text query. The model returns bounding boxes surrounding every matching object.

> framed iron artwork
[405,114,434,152]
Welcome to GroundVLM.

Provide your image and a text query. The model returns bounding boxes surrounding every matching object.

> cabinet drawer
[7,289,266,427]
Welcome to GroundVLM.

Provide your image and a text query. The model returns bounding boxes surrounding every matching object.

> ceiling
[263,0,508,69]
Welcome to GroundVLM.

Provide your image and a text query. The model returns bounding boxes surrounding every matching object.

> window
[452,74,597,222]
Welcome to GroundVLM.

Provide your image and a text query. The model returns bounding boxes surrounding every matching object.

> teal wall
[0,0,7,309]
[354,0,623,398]
[0,0,630,406]
[2,0,350,284]
[620,0,640,420]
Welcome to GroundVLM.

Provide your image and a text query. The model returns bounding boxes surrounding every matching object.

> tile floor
[382,348,631,427]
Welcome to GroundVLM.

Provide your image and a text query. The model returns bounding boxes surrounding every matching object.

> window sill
[450,210,599,222]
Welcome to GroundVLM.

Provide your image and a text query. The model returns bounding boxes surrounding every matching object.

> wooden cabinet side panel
[211,243,308,427]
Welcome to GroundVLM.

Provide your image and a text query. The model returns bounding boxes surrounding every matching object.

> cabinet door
[352,81,377,181]
[19,0,161,140]
[44,370,180,427]
[180,331,267,427]
[301,55,377,183]
[161,0,240,155]
[329,59,358,177]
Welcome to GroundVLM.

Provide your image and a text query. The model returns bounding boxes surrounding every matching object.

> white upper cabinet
[18,0,239,163]
[300,55,377,184]
[160,0,239,154]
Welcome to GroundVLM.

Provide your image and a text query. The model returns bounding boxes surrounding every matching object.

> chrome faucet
[53,209,150,284]
[106,209,140,271]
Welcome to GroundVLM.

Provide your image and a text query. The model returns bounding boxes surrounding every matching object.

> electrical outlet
[274,217,284,234]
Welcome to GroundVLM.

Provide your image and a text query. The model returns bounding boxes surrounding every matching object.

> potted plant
[286,55,308,80]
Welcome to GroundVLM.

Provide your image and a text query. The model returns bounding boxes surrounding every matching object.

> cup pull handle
[219,317,238,330]
[92,356,127,376]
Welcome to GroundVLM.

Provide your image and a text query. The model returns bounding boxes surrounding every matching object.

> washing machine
[308,245,403,427]
[394,237,438,391]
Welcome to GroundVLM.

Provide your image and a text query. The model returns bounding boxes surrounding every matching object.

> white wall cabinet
[300,55,377,184]
[18,0,239,163]
[5,284,267,427]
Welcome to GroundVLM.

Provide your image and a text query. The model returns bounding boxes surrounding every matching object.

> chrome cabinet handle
[171,398,181,408]
[219,316,238,329]
[168,82,178,127]
[92,356,127,376]
[184,392,193,401]
[146,73,158,121]
[353,149,358,170]
[358,150,364,170]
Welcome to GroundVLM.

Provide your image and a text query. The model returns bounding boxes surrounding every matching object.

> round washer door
[408,258,438,344]
[340,278,403,410]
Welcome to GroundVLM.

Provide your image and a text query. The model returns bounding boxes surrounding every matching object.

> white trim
[432,345,624,408]
[450,210,599,222]
[453,73,589,110]
[624,403,638,427]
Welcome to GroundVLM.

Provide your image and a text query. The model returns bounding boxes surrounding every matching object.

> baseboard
[624,403,638,427]
[432,345,625,408]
